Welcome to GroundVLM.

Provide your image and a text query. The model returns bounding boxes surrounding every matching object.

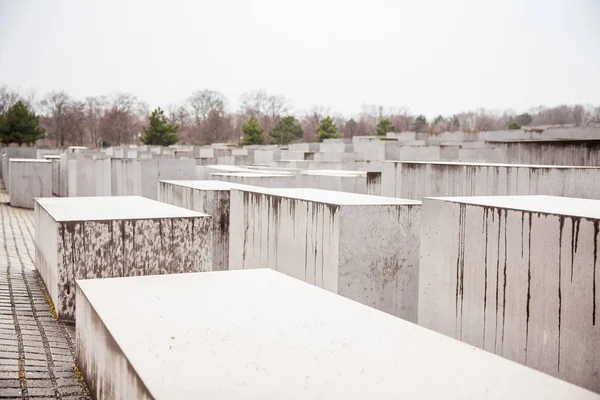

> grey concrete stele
[382,161,600,200]
[34,196,212,321]
[75,269,600,400]
[419,195,600,393]
[229,187,421,321]
[9,159,52,209]
[158,180,253,271]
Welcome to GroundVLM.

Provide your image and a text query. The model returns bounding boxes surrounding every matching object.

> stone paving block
[76,270,599,399]
[229,187,421,321]
[35,196,213,321]
[419,195,600,393]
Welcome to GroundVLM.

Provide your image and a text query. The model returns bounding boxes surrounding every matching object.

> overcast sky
[0,0,598,117]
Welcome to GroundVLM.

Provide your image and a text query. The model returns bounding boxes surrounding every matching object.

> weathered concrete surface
[382,161,600,200]
[9,159,52,209]
[158,180,253,271]
[67,158,111,197]
[419,195,600,393]
[76,269,599,400]
[497,140,600,166]
[111,158,196,200]
[34,196,212,321]
[2,147,37,191]
[0,183,90,398]
[229,187,421,321]
[210,172,296,188]
[296,171,368,194]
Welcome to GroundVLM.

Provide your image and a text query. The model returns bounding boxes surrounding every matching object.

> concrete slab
[76,269,599,400]
[210,172,297,188]
[158,180,254,271]
[9,159,52,209]
[229,187,421,320]
[34,196,212,321]
[297,170,368,194]
[382,161,600,200]
[419,195,600,392]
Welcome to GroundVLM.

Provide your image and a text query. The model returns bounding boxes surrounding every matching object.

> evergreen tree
[140,107,180,146]
[270,115,303,144]
[374,118,396,136]
[240,116,265,145]
[0,101,45,146]
[315,116,341,142]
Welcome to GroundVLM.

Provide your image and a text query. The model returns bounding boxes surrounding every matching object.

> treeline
[1,85,599,147]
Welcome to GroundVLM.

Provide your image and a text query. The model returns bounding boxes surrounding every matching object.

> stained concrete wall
[158,180,250,271]
[229,187,421,321]
[34,196,212,321]
[9,159,52,208]
[111,158,196,199]
[381,161,600,200]
[418,196,600,392]
[498,140,600,166]
[210,172,297,188]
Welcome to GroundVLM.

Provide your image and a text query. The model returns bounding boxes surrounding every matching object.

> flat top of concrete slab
[431,195,600,219]
[9,158,52,163]
[35,196,209,221]
[160,180,256,191]
[233,187,420,206]
[76,269,598,400]
[205,165,253,172]
[301,170,367,177]
[385,160,600,169]
[210,172,293,178]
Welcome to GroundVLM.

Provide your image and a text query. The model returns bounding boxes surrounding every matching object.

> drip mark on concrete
[593,221,598,326]
[525,212,532,359]
[501,210,508,349]
[494,208,502,352]
[557,216,564,372]
[483,208,489,347]
[571,218,580,282]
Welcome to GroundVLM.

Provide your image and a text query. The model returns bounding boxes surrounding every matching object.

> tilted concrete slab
[9,158,52,209]
[76,269,600,400]
[34,196,212,321]
[229,187,421,321]
[382,161,600,200]
[158,180,256,271]
[419,195,600,392]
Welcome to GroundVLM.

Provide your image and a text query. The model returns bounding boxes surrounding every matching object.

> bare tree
[300,105,331,142]
[0,85,21,115]
[40,91,73,147]
[82,96,107,147]
[99,93,145,146]
[188,90,227,125]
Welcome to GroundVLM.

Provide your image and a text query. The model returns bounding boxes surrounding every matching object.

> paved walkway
[0,185,90,399]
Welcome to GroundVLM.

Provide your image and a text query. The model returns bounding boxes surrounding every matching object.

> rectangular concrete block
[381,161,600,200]
[34,196,212,321]
[9,159,52,209]
[229,187,421,320]
[158,180,253,271]
[210,172,297,188]
[296,171,368,194]
[419,195,600,392]
[75,269,599,400]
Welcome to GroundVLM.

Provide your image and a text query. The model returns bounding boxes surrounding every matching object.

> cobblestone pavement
[0,185,90,399]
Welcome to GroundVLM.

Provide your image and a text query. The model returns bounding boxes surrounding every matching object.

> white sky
[0,0,598,117]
